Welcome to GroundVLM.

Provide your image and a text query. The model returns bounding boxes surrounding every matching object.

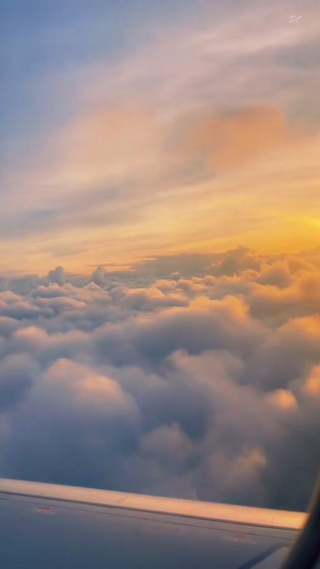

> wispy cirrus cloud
[1,0,320,273]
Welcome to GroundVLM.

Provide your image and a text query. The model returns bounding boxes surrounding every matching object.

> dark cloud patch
[0,298,48,320]
[0,354,36,412]
[208,246,262,277]
[0,247,319,511]
[134,253,215,279]
[120,287,188,312]
[92,266,107,288]
[241,316,320,391]
[46,266,66,286]
[121,297,267,367]
[256,262,293,288]
[247,271,320,325]
[0,275,41,295]
[0,316,20,338]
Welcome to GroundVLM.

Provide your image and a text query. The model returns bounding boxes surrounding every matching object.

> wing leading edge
[0,478,306,569]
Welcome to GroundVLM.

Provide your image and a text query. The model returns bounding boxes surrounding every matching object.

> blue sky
[0,0,205,140]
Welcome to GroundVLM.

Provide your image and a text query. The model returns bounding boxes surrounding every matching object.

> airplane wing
[0,478,306,569]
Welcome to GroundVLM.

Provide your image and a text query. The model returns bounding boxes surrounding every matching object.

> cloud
[247,270,320,322]
[0,354,36,412]
[1,0,320,516]
[305,365,320,396]
[92,266,107,287]
[265,388,298,410]
[120,286,188,311]
[207,246,262,276]
[0,247,319,510]
[59,0,320,120]
[46,266,66,286]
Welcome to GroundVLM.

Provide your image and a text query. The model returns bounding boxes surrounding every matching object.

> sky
[1,0,320,274]
[0,0,320,512]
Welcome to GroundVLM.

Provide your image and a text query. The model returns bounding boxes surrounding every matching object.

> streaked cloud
[1,0,320,272]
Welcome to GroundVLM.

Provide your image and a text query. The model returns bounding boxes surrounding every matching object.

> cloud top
[0,247,319,511]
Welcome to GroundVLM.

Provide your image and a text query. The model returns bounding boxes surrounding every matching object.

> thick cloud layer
[0,246,320,511]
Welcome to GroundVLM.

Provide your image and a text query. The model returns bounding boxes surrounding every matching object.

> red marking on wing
[33,506,55,515]
[234,533,247,542]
